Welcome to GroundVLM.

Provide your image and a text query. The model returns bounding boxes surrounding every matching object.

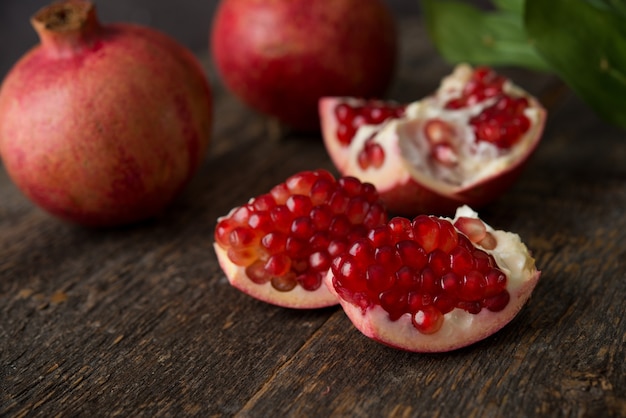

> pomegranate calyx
[32,0,102,56]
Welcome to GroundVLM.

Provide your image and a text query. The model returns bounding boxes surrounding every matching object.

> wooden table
[2,18,625,417]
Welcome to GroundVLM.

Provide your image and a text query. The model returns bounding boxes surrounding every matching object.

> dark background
[0,0,429,80]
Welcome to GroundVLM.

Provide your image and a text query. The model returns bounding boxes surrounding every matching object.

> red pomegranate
[320,65,547,215]
[213,169,388,309]
[324,205,541,352]
[0,0,212,227]
[211,0,397,131]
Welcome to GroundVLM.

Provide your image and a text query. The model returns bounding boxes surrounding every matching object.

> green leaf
[492,0,524,15]
[423,0,550,71]
[525,0,626,128]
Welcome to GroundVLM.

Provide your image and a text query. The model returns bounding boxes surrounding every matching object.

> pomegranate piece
[213,169,388,309]
[320,64,547,215]
[324,205,541,352]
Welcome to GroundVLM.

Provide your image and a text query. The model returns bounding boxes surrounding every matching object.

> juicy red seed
[470,95,531,149]
[366,264,395,293]
[265,254,291,276]
[252,194,276,211]
[271,274,297,292]
[484,268,507,297]
[478,232,498,250]
[436,218,459,253]
[329,190,350,214]
[290,217,314,239]
[374,245,401,273]
[460,271,486,301]
[286,195,313,217]
[440,272,460,295]
[388,217,414,241]
[215,218,237,247]
[246,261,270,284]
[310,205,333,230]
[457,301,482,314]
[338,176,363,197]
[412,306,444,334]
[395,266,417,290]
[328,239,348,257]
[229,227,258,248]
[346,197,370,224]
[270,205,292,232]
[413,215,440,253]
[270,183,290,205]
[261,232,287,255]
[420,268,439,294]
[248,211,273,234]
[329,215,353,238]
[348,239,375,264]
[483,291,510,312]
[309,232,331,251]
[310,179,335,205]
[227,247,257,267]
[380,290,409,321]
[396,241,427,270]
[297,272,323,291]
[454,217,487,243]
[363,203,387,230]
[309,251,331,272]
[358,139,386,170]
[450,246,475,275]
[285,171,318,195]
[285,237,307,258]
[428,249,450,276]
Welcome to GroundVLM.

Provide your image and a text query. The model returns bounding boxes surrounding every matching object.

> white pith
[324,205,541,353]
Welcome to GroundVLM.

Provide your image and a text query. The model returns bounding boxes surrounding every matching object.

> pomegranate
[324,205,541,352]
[211,0,397,131]
[320,64,547,215]
[0,0,212,226]
[213,169,388,309]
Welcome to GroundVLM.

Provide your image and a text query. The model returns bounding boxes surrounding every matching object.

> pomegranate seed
[271,274,297,292]
[265,254,292,276]
[286,195,313,217]
[454,216,487,243]
[478,232,497,250]
[309,251,331,272]
[412,305,443,334]
[297,272,323,291]
[366,264,395,293]
[396,241,427,270]
[424,118,455,145]
[460,271,486,301]
[450,246,474,275]
[483,291,510,312]
[261,232,287,255]
[412,215,440,253]
[229,226,257,248]
[290,216,314,239]
[380,290,409,320]
[252,193,276,211]
[270,205,292,232]
[246,261,270,284]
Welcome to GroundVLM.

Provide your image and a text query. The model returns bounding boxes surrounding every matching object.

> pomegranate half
[213,169,388,309]
[0,0,212,226]
[320,64,547,215]
[324,205,541,352]
[211,0,397,131]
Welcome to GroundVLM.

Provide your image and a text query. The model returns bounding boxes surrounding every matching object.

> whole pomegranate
[211,0,397,131]
[320,65,547,216]
[0,0,213,227]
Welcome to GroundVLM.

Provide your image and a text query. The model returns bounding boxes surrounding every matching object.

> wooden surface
[2,18,626,418]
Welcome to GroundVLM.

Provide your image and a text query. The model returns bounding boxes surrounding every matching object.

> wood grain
[1,19,625,418]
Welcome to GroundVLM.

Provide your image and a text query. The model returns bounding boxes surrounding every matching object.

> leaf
[423,0,550,71]
[525,0,626,128]
[492,0,524,15]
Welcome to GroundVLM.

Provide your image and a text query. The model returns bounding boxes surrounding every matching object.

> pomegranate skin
[211,0,397,131]
[0,1,212,227]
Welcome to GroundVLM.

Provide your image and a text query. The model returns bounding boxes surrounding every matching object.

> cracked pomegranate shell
[320,64,547,216]
[213,169,388,309]
[324,205,541,352]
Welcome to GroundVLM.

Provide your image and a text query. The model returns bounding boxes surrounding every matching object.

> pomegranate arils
[330,215,511,334]
[334,100,406,145]
[214,170,388,294]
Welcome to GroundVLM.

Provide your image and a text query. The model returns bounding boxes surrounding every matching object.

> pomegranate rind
[214,242,338,309]
[324,206,541,353]
[321,64,547,216]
